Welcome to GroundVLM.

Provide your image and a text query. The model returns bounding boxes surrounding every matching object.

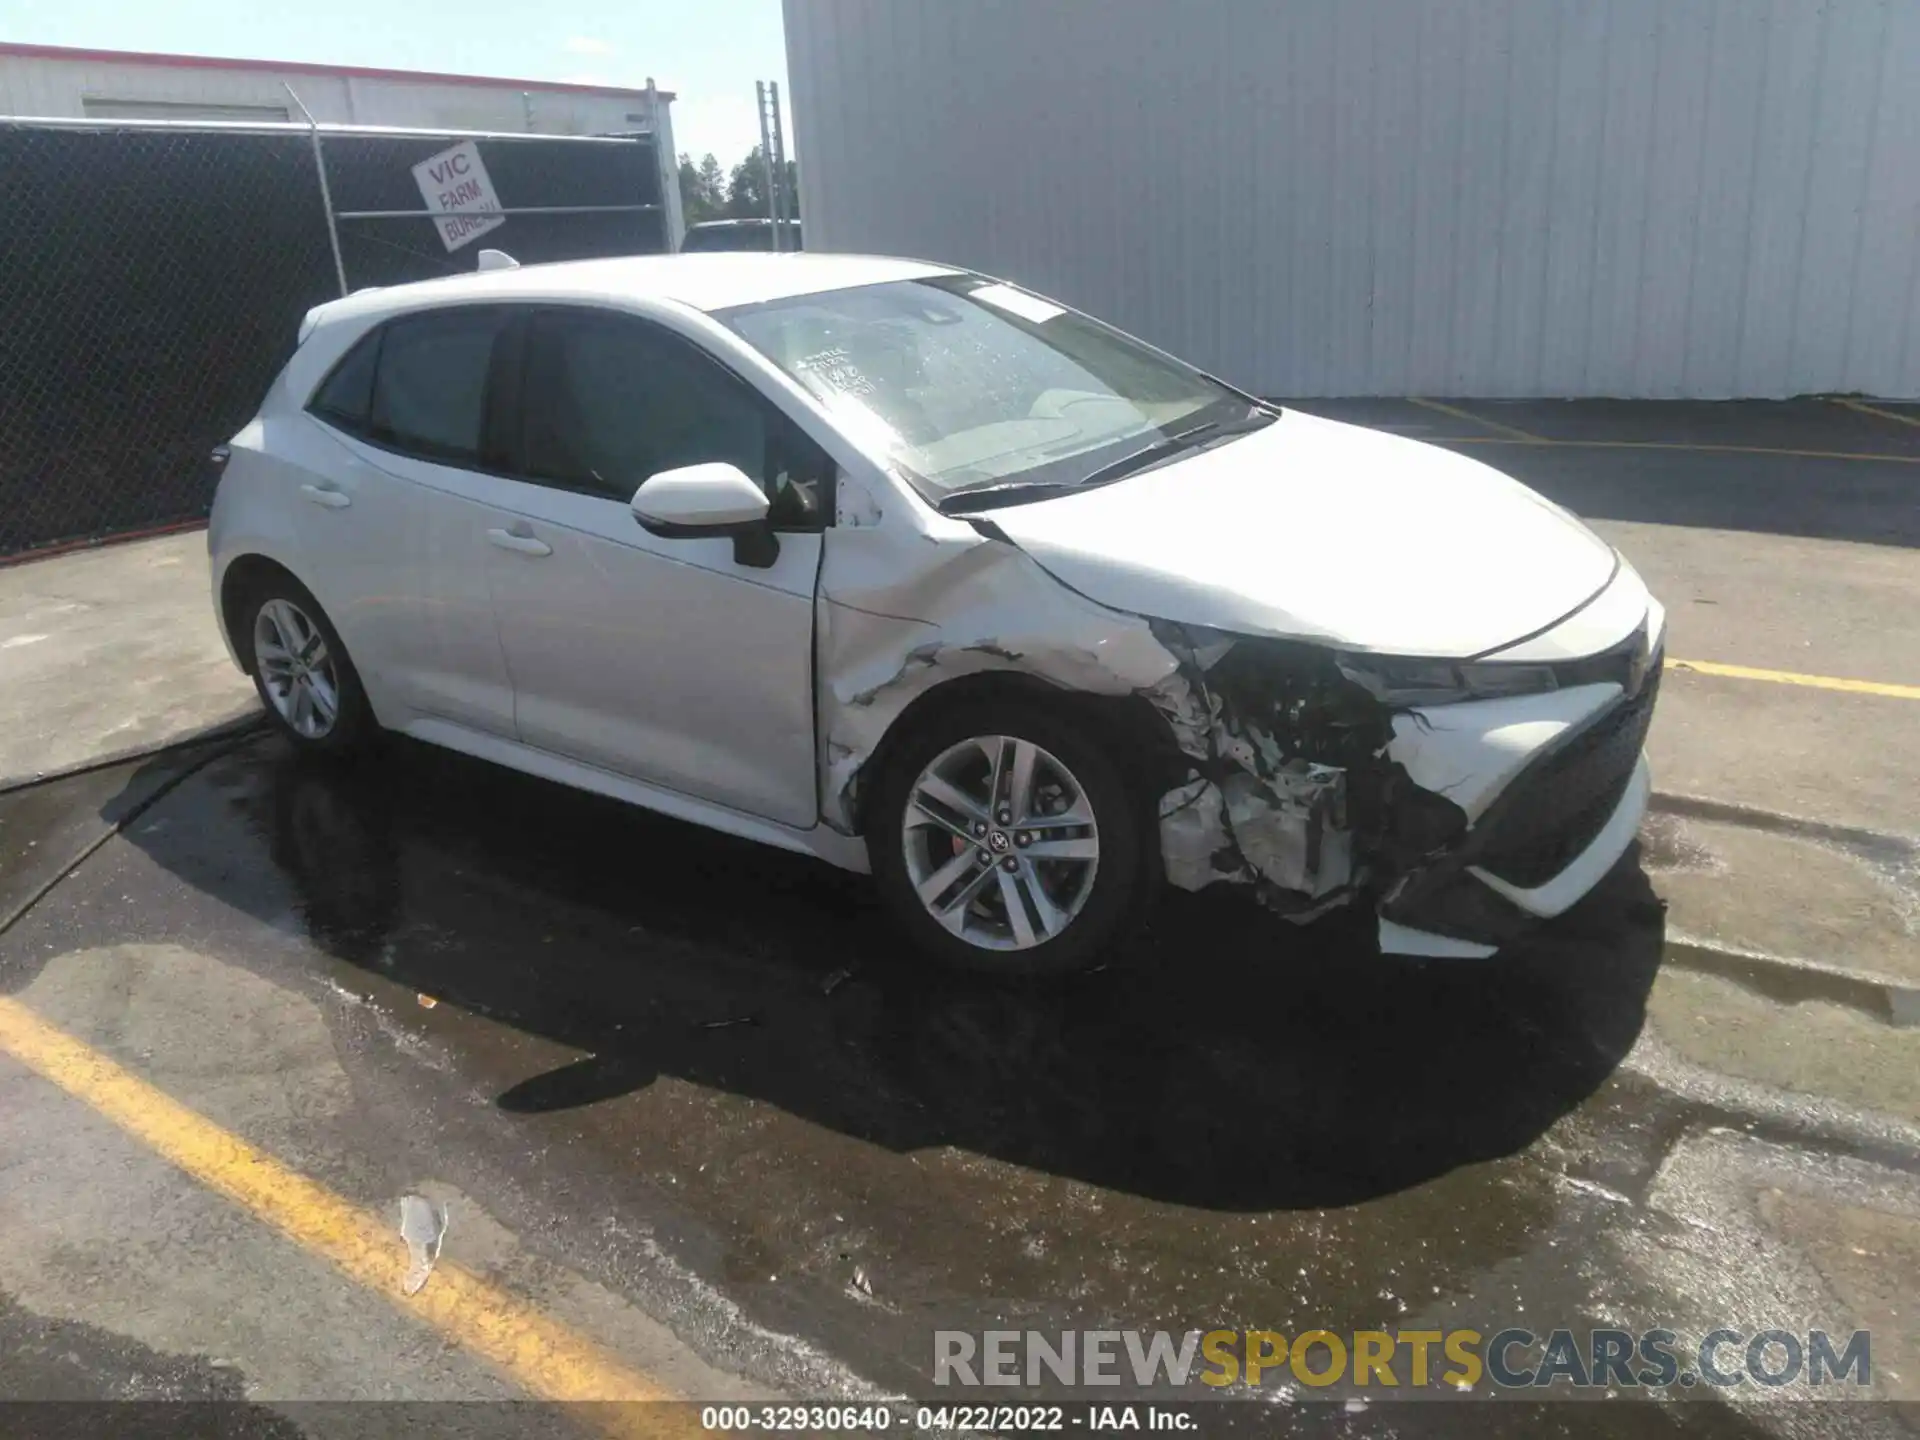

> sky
[0,0,790,164]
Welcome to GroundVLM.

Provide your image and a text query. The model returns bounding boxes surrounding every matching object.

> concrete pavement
[0,532,256,788]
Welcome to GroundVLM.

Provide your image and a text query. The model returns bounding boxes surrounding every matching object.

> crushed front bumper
[1145,591,1664,956]
[1376,653,1662,956]
[1378,754,1652,957]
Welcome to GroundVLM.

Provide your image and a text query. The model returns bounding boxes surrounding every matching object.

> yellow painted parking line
[0,995,685,1427]
[1832,397,1920,432]
[1409,396,1548,443]
[1441,435,1920,464]
[1667,657,1920,701]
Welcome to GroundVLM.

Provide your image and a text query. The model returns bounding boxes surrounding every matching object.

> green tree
[677,151,728,224]
[677,153,701,214]
[698,153,728,215]
[725,146,801,221]
[725,146,768,219]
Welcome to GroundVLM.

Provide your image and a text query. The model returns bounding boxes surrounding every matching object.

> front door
[480,308,829,829]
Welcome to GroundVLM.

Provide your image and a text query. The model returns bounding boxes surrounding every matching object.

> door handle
[486,527,552,557]
[301,483,351,509]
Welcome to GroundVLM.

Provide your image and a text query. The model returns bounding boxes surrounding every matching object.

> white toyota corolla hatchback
[210,252,1663,975]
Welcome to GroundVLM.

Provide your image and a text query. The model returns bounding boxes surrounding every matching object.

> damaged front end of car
[815,522,1656,955]
[1142,624,1473,926]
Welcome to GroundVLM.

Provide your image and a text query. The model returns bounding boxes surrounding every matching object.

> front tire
[238,577,375,754]
[869,698,1155,976]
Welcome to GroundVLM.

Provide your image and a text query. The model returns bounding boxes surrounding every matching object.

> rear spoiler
[296,289,387,345]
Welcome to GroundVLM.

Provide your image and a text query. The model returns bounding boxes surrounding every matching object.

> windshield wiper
[1070,411,1278,487]
[934,411,1276,514]
[935,479,1089,513]
[1068,420,1223,490]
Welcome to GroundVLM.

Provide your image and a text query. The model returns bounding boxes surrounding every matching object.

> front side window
[367,309,507,464]
[518,311,830,526]
[717,275,1270,508]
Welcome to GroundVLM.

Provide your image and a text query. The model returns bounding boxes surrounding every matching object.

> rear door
[300,307,519,736]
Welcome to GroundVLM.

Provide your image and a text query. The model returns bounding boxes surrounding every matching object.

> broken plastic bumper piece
[1153,615,1661,955]
[1378,756,1651,956]
[1376,657,1660,954]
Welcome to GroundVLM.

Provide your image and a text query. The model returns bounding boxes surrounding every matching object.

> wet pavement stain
[28,735,1685,1385]
[0,1269,621,1440]
[0,1283,291,1415]
[0,740,226,924]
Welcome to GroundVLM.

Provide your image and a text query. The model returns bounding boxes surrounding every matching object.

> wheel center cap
[987,830,1011,854]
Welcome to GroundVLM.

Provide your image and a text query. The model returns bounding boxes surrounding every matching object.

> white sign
[411,141,506,252]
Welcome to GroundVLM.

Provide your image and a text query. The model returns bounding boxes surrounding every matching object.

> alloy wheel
[254,598,341,740]
[900,734,1101,951]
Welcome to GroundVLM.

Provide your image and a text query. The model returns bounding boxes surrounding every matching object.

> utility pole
[755,80,788,251]
[768,80,788,233]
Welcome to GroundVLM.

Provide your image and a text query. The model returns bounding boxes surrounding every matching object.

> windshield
[716,275,1268,504]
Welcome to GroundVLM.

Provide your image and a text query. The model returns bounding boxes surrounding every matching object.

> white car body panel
[403,717,870,873]
[1386,683,1622,825]
[206,415,304,669]
[814,521,1181,834]
[1484,561,1663,663]
[474,476,822,829]
[980,410,1618,657]
[303,426,518,736]
[1376,922,1498,960]
[211,254,1668,964]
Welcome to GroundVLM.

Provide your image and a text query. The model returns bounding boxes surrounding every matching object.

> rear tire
[236,576,375,755]
[868,697,1155,977]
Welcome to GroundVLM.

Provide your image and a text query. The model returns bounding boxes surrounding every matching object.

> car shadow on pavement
[113,734,1667,1214]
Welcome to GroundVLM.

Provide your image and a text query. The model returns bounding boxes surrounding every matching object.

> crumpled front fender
[816,514,1467,922]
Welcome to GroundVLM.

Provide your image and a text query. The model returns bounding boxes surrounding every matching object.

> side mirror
[630,462,780,569]
[630,463,770,536]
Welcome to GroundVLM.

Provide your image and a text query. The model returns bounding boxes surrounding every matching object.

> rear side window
[370,310,506,464]
[309,330,380,429]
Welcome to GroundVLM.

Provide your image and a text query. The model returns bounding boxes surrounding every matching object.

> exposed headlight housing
[1334,654,1560,706]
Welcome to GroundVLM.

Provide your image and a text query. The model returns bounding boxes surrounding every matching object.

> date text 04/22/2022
[697,1405,1193,1432]
[918,1406,1192,1431]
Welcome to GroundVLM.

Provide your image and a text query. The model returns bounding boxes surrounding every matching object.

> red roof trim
[0,42,674,101]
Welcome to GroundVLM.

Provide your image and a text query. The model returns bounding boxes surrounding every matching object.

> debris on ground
[821,967,854,996]
[416,994,438,1009]
[698,1015,759,1030]
[399,1194,448,1296]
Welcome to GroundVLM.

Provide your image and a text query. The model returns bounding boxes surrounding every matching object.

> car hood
[979,409,1619,658]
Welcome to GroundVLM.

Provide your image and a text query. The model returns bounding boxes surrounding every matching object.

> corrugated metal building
[783,0,1920,399]
[0,43,684,242]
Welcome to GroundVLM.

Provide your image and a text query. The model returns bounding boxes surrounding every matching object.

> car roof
[304,252,953,332]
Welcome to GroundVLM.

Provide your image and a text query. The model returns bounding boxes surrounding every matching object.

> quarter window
[308,330,380,431]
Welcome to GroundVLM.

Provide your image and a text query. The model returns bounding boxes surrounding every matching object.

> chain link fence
[0,119,666,560]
